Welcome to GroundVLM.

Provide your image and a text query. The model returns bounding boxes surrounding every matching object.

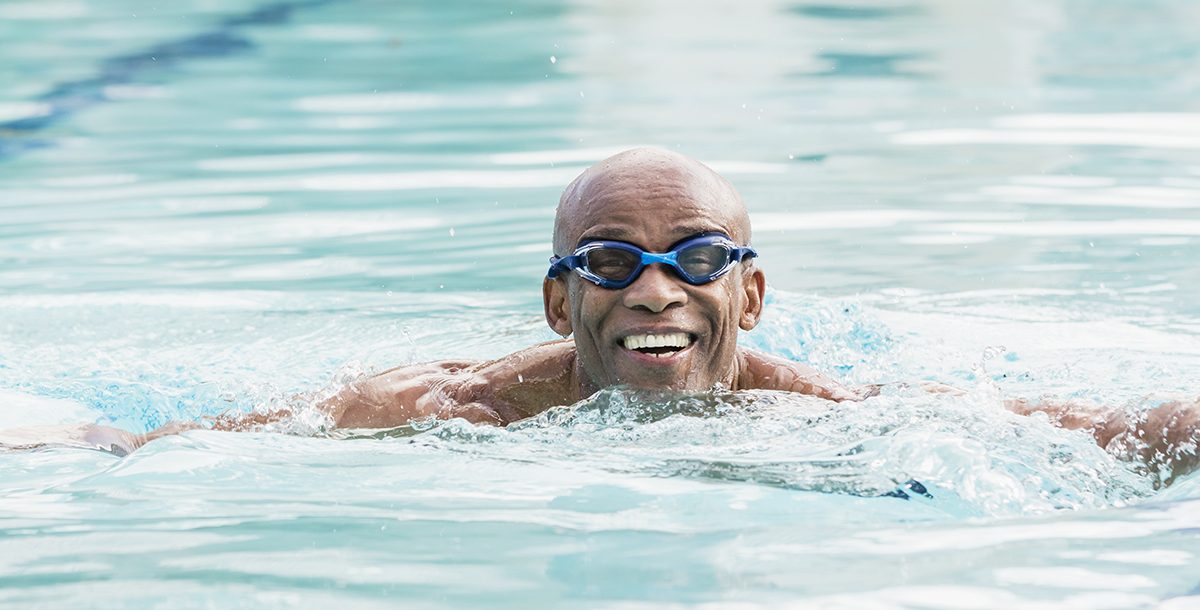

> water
[2,0,1199,607]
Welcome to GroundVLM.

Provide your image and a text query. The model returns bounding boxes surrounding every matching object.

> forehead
[563,169,746,248]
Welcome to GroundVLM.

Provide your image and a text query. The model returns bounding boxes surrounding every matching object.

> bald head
[553,148,751,254]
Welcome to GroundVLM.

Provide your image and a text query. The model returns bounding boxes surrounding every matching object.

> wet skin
[298,148,861,427]
[10,147,1195,483]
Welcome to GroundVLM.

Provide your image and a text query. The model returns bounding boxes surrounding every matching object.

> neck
[728,348,749,391]
[571,352,600,401]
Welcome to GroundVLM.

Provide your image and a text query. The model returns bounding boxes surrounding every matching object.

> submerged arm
[1007,398,1200,484]
[73,342,579,454]
[64,361,498,455]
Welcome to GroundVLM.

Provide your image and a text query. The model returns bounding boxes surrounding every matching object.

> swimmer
[12,148,1200,481]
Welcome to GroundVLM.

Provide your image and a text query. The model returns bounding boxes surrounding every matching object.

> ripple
[0,102,52,122]
[894,113,1200,149]
[934,219,1200,237]
[971,184,1200,209]
[294,91,542,113]
[0,2,87,19]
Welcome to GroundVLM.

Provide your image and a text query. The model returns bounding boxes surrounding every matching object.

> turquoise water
[2,0,1200,607]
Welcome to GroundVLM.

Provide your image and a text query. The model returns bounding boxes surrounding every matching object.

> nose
[622,263,688,313]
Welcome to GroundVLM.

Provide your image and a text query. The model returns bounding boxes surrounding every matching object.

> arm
[72,341,580,453]
[1007,397,1200,484]
[66,363,497,454]
[324,340,578,427]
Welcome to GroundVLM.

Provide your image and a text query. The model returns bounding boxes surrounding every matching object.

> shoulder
[737,348,861,402]
[465,339,578,418]
[368,340,577,422]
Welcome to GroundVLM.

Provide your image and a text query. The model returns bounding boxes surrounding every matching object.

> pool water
[2,0,1199,607]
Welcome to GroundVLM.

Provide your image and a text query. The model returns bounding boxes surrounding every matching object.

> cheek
[705,280,743,332]
[569,283,611,341]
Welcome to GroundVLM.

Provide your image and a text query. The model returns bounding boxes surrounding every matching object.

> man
[321,146,861,430]
[10,148,1200,481]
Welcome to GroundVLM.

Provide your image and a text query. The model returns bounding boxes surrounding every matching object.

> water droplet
[549,55,557,64]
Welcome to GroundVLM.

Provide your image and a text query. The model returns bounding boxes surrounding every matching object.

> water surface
[1,0,1199,607]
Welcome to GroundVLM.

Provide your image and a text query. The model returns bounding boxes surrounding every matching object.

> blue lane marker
[0,0,333,159]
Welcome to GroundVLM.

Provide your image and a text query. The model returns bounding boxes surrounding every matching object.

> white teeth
[622,332,692,351]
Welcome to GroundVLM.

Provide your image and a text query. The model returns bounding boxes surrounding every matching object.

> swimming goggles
[547,232,758,289]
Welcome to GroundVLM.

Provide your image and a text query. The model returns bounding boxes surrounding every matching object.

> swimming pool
[2,0,1199,607]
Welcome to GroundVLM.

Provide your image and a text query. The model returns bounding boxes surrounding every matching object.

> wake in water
[2,290,1195,520]
[348,385,1156,518]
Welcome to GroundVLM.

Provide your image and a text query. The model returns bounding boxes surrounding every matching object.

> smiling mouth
[621,332,695,358]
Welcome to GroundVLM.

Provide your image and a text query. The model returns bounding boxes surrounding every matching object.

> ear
[543,277,574,337]
[738,266,766,331]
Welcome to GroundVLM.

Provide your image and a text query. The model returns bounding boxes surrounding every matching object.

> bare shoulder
[737,348,861,401]
[327,340,578,428]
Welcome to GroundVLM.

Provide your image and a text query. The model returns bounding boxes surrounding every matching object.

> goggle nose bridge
[636,250,680,268]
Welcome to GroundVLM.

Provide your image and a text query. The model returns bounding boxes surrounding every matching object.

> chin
[611,368,710,392]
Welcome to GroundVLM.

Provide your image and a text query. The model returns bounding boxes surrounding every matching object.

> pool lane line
[0,0,334,160]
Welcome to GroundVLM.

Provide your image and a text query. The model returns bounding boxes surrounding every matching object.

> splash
[399,385,1155,518]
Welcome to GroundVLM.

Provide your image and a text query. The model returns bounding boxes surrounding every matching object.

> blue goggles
[547,232,758,289]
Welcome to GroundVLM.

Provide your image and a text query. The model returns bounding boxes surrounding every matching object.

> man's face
[544,163,764,394]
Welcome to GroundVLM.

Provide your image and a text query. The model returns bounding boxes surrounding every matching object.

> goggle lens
[677,244,729,278]
[584,248,640,282]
